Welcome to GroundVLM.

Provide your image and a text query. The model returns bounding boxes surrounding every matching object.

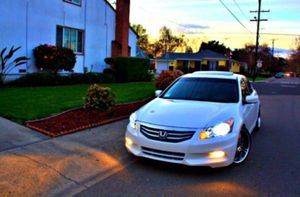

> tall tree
[199,40,230,55]
[157,26,185,56]
[131,24,150,54]
[288,36,300,73]
[132,25,191,58]
[232,44,277,73]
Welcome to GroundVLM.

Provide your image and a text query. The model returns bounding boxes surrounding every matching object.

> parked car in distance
[275,72,284,78]
[285,72,296,77]
[125,71,261,168]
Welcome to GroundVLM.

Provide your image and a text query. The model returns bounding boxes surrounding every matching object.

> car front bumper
[125,123,239,168]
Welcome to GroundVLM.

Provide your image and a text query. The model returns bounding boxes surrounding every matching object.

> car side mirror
[155,90,162,97]
[245,94,258,104]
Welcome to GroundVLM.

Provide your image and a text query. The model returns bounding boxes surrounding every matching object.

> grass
[0,82,155,124]
[248,76,269,82]
[254,76,269,81]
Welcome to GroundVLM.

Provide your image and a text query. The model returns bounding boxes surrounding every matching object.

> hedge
[5,72,115,87]
[105,57,151,83]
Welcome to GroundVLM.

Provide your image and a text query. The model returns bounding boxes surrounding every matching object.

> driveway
[0,118,132,196]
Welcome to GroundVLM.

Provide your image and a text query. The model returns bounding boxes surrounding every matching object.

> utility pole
[271,39,277,72]
[271,39,277,57]
[250,0,269,81]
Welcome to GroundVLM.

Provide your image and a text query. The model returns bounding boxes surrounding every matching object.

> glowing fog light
[208,151,225,159]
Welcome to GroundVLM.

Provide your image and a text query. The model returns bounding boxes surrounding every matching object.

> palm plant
[0,46,30,81]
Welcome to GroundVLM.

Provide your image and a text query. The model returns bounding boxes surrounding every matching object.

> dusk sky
[109,0,300,55]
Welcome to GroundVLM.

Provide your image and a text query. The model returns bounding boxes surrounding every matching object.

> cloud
[181,24,209,29]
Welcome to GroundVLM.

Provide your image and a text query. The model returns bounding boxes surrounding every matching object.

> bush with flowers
[155,70,184,90]
[83,84,116,112]
[33,44,76,73]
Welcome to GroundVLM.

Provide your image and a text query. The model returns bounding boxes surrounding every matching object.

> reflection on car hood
[137,98,238,129]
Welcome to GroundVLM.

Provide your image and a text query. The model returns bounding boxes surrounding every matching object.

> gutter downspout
[83,0,87,72]
[105,2,108,59]
[25,0,29,73]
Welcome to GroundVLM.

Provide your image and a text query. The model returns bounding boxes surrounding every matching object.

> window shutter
[56,26,63,47]
[77,31,83,53]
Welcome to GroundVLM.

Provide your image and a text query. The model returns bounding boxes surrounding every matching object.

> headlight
[129,112,138,130]
[199,119,234,140]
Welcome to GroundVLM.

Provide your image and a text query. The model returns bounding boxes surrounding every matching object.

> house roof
[136,46,149,58]
[157,49,230,61]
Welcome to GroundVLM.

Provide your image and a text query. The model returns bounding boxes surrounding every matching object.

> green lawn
[255,76,268,81]
[0,82,155,124]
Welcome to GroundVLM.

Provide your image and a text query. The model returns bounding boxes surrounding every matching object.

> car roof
[182,71,242,80]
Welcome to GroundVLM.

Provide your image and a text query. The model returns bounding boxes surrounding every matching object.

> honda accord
[125,71,261,168]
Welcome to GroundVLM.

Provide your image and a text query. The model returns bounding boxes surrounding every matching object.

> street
[76,77,300,197]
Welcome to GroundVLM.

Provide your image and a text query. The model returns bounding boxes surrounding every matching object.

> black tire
[233,128,251,164]
[254,108,261,131]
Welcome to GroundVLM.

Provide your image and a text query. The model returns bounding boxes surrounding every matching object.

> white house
[0,0,137,79]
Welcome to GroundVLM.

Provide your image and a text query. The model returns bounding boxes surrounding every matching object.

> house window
[56,26,84,54]
[63,0,81,6]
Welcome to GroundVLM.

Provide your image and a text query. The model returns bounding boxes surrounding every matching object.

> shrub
[0,74,3,87]
[6,72,106,87]
[33,44,76,73]
[105,57,150,82]
[7,72,62,86]
[103,68,116,83]
[155,70,184,90]
[83,84,116,111]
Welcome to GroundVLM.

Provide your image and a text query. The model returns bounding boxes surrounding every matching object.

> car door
[240,77,259,132]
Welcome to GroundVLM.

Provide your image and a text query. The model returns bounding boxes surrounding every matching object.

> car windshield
[161,77,239,103]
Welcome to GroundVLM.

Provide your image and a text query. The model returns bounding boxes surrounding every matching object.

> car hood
[137,98,238,129]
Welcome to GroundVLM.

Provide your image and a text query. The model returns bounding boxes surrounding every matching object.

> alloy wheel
[234,128,251,164]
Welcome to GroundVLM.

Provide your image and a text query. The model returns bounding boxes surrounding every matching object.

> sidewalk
[0,118,132,196]
[0,117,49,152]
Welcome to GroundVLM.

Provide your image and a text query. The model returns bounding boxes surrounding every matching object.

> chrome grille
[140,125,195,143]
[142,147,185,161]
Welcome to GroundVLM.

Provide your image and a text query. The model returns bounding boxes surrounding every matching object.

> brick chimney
[112,0,131,57]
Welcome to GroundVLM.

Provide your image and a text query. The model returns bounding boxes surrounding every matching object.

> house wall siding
[0,0,136,74]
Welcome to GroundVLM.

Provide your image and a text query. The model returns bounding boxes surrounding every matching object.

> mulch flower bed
[26,98,152,137]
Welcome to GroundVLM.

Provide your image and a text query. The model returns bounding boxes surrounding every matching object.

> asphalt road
[76,77,300,197]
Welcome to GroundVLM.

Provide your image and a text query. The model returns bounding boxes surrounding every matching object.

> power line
[233,0,249,22]
[232,0,255,31]
[219,0,252,33]
[193,32,299,37]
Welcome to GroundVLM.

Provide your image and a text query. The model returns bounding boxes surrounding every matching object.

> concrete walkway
[0,117,49,152]
[0,117,132,196]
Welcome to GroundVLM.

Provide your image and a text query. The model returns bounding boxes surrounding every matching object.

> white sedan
[125,71,261,168]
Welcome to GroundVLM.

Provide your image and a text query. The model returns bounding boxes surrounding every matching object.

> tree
[132,25,191,58]
[131,24,150,54]
[148,26,186,58]
[288,37,300,73]
[232,44,277,74]
[199,40,230,55]
[185,46,193,53]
